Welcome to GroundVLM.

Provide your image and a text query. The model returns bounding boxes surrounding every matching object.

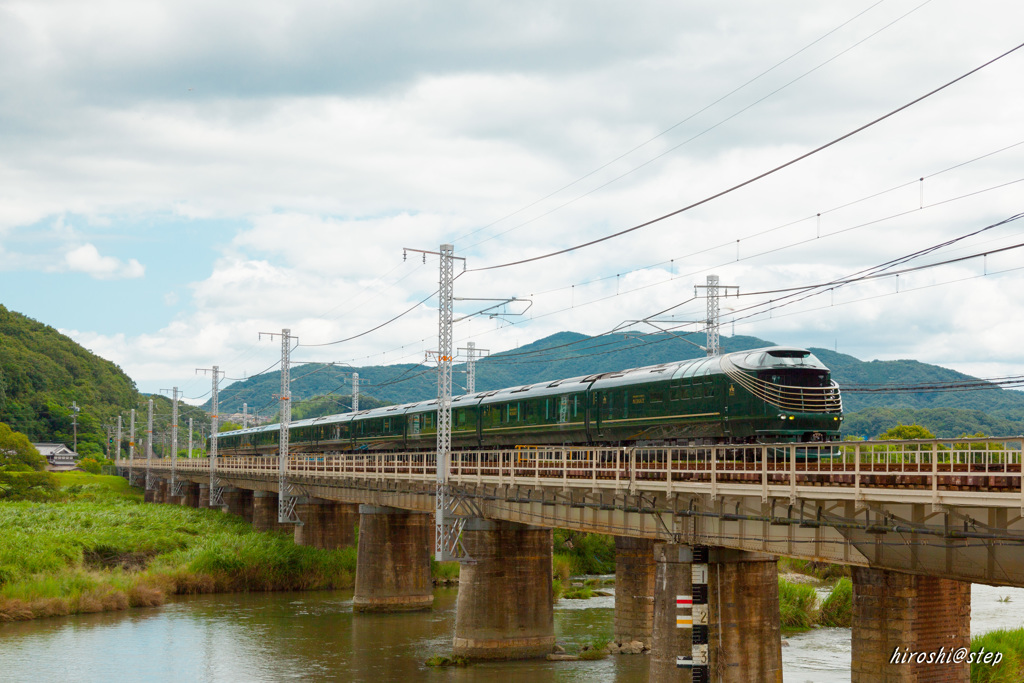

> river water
[1,584,1022,682]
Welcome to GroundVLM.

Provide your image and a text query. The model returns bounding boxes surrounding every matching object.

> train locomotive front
[718,347,843,444]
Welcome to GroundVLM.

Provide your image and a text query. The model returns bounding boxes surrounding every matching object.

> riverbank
[0,473,357,622]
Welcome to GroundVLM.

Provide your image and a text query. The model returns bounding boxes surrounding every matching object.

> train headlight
[779,414,785,420]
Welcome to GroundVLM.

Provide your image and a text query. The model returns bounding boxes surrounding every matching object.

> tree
[77,457,102,474]
[0,421,46,471]
[219,421,242,432]
[0,421,57,499]
[878,424,935,440]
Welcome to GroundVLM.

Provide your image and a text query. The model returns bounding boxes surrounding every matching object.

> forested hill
[0,305,139,456]
[211,331,1024,438]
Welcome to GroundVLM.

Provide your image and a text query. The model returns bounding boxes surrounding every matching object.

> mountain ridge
[207,331,1024,438]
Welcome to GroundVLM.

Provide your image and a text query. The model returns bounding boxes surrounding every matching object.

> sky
[1,0,1023,403]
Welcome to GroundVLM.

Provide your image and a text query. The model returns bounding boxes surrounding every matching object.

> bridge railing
[128,437,1023,503]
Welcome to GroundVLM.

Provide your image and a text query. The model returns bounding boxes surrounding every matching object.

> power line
[468,41,1024,273]
[455,0,917,249]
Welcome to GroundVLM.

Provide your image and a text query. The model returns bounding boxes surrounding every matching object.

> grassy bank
[971,628,1024,682]
[0,473,357,622]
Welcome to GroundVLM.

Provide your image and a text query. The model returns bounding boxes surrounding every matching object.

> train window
[670,388,682,401]
[457,410,466,426]
[651,390,664,403]
[573,395,578,418]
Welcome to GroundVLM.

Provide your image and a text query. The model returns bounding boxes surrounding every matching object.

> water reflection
[0,589,645,683]
[3,583,1021,682]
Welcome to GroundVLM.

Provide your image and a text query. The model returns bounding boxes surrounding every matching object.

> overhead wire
[466,40,1024,272]
[453,0,898,246]
[460,0,936,252]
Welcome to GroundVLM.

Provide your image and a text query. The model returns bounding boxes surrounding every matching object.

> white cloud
[4,0,1024,397]
[61,243,145,280]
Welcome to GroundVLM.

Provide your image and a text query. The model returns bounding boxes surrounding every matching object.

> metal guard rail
[126,437,1024,507]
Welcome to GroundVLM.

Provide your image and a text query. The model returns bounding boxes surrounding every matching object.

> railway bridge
[122,436,1024,682]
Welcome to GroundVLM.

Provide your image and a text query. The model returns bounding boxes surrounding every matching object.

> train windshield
[745,350,827,370]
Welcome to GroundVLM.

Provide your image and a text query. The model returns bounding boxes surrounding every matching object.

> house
[33,443,80,472]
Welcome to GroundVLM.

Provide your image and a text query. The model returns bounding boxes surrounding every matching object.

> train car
[212,346,843,456]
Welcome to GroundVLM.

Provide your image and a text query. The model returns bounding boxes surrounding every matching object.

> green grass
[778,577,818,630]
[0,473,357,621]
[431,559,460,584]
[553,530,614,575]
[579,637,611,660]
[818,577,852,627]
[971,629,1024,683]
[562,585,594,600]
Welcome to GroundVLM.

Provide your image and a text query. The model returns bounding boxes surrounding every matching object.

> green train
[214,346,843,455]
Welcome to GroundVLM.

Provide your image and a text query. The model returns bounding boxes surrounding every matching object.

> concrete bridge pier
[179,482,200,508]
[153,479,168,504]
[851,567,971,683]
[222,487,253,521]
[650,544,782,683]
[614,536,656,649]
[452,519,555,660]
[353,505,433,613]
[197,483,215,509]
[294,499,358,549]
[165,481,184,505]
[252,490,291,533]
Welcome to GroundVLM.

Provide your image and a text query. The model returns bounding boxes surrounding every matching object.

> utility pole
[161,387,180,496]
[196,366,226,506]
[458,341,490,394]
[104,423,111,460]
[188,417,194,459]
[260,329,301,525]
[694,274,738,356]
[404,244,467,561]
[350,372,370,412]
[242,403,248,430]
[145,398,154,491]
[128,409,136,485]
[70,401,80,453]
[115,415,123,463]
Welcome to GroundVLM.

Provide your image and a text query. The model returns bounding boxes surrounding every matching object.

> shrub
[778,577,818,630]
[971,628,1024,683]
[818,577,852,627]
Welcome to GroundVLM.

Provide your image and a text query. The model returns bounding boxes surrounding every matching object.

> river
[1,584,1022,682]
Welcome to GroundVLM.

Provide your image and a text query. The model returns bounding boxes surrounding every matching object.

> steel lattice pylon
[404,243,469,561]
[706,275,719,357]
[170,388,179,492]
[436,244,456,560]
[197,365,225,506]
[128,409,135,483]
[695,274,737,357]
[277,329,301,525]
[465,341,476,394]
[145,399,154,490]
